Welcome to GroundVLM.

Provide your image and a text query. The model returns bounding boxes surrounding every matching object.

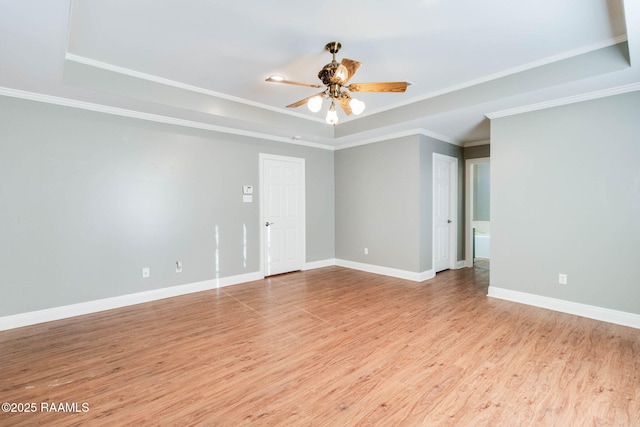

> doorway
[259,154,306,277]
[465,157,490,270]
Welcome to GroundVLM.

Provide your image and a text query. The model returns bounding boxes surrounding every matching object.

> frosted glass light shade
[349,98,365,115]
[325,103,338,125]
[307,96,323,112]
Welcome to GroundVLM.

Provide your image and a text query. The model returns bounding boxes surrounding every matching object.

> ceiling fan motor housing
[318,41,342,85]
[318,61,339,85]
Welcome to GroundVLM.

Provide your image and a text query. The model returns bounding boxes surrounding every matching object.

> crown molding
[63,53,462,146]
[0,87,335,150]
[66,35,629,130]
[65,53,325,123]
[334,128,459,150]
[0,86,464,151]
[486,82,640,119]
[355,35,629,118]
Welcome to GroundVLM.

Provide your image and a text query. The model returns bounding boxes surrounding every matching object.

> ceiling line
[0,86,464,151]
[65,34,628,132]
[61,53,473,147]
[0,87,335,151]
[485,81,640,119]
[334,128,459,150]
[355,35,629,119]
[64,53,326,123]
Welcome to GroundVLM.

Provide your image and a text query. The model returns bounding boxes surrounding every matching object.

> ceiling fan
[265,41,409,125]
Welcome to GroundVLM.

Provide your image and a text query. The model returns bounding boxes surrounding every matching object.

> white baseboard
[215,271,263,289]
[335,259,434,282]
[0,271,262,331]
[303,259,336,270]
[304,258,438,282]
[417,269,436,281]
[488,286,640,329]
[0,260,465,332]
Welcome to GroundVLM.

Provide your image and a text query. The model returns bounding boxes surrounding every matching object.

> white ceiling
[1,0,639,148]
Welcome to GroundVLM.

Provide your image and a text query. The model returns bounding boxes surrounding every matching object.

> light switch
[242,186,253,194]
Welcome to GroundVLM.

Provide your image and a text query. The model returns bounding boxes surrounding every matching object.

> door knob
[447,219,452,223]
[265,221,275,226]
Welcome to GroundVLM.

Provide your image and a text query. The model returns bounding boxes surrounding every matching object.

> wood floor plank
[0,266,638,426]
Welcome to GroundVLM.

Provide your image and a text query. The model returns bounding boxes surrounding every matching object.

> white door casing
[465,157,490,267]
[259,154,305,276]
[433,153,458,273]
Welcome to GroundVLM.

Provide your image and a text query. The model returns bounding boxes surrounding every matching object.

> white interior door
[260,154,305,276]
[433,154,457,273]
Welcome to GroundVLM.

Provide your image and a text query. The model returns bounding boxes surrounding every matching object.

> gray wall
[490,91,640,314]
[335,135,463,274]
[473,162,490,221]
[0,97,335,316]
[335,136,421,272]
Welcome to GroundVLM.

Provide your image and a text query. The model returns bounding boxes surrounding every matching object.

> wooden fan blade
[336,92,353,115]
[347,82,409,92]
[331,58,362,84]
[265,77,322,89]
[286,92,325,109]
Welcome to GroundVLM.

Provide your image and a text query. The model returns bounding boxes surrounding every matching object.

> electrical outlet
[142,267,150,278]
[559,274,567,285]
[364,247,369,255]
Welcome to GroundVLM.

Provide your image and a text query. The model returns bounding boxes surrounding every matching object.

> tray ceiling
[1,0,639,148]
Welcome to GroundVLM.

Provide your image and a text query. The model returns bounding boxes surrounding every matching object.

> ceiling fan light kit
[266,41,409,125]
[307,95,323,113]
[349,98,365,115]
[325,102,338,125]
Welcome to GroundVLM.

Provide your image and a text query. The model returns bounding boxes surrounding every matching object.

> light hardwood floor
[1,266,638,426]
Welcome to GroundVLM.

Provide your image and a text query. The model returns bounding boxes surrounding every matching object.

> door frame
[464,157,490,267]
[258,153,306,278]
[432,153,458,273]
